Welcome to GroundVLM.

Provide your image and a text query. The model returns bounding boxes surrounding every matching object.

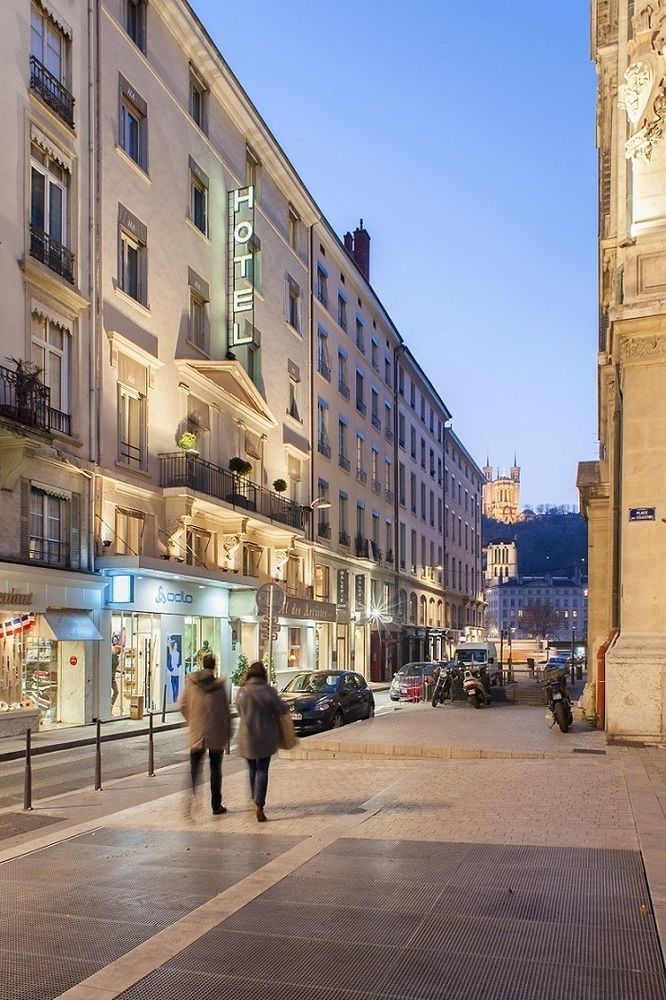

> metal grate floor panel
[118,839,666,1000]
[0,828,300,1000]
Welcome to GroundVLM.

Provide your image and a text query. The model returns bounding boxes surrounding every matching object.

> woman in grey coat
[236,661,289,822]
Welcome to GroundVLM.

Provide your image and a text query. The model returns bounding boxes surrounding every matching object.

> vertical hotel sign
[228,185,255,346]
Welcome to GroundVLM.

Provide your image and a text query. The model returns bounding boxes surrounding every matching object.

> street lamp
[310,497,332,510]
[571,617,576,684]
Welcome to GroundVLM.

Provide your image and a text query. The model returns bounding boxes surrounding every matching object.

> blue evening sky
[189,0,597,509]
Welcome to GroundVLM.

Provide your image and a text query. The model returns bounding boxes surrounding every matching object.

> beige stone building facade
[579,0,666,741]
[484,541,518,585]
[0,0,484,728]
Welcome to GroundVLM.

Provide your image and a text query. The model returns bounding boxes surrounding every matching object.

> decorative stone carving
[620,2,666,159]
[621,333,666,358]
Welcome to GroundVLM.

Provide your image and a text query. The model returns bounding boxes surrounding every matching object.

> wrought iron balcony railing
[355,535,369,558]
[317,361,331,381]
[338,454,350,472]
[30,225,74,284]
[318,438,331,459]
[0,363,70,435]
[338,380,350,400]
[356,468,367,484]
[372,479,382,494]
[356,399,366,416]
[339,531,351,546]
[30,56,75,127]
[317,522,331,539]
[371,413,381,430]
[159,452,308,531]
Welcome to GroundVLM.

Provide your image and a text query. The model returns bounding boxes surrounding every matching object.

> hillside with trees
[483,507,587,577]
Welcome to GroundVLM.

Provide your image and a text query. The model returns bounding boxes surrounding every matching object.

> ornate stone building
[482,457,521,524]
[578,0,666,741]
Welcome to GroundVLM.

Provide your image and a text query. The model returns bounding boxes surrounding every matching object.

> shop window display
[0,614,59,724]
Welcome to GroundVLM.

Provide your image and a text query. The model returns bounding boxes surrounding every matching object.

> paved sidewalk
[0,715,186,762]
[0,706,664,999]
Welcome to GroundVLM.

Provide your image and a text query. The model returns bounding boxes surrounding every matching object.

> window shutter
[20,480,31,558]
[69,492,81,569]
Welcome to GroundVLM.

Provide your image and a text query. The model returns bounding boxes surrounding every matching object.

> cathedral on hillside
[482,456,521,524]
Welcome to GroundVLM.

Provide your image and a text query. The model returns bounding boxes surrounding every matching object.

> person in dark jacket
[236,661,288,822]
[180,653,231,815]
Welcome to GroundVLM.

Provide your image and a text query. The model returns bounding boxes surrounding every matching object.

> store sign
[0,589,33,606]
[336,570,349,611]
[228,185,256,347]
[156,585,194,606]
[284,597,337,623]
[69,656,78,666]
[629,506,655,521]
[355,574,366,612]
[107,576,227,617]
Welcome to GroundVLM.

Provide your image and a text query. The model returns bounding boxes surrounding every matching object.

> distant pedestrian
[180,653,231,816]
[111,645,121,709]
[236,661,289,822]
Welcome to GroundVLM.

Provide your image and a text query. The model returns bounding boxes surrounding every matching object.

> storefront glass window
[288,627,301,670]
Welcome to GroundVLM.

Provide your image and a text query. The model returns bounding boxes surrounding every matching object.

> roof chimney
[343,231,354,253]
[352,219,370,282]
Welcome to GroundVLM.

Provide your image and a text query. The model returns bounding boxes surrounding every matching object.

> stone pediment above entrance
[175,360,277,431]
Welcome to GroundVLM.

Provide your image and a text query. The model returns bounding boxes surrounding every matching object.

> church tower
[482,456,521,524]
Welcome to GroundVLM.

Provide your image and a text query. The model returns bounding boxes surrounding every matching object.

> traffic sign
[256,582,285,616]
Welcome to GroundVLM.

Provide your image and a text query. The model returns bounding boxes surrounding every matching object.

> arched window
[419,595,427,626]
[428,597,435,626]
[437,600,444,627]
[445,601,450,626]
[398,589,407,621]
[409,592,417,624]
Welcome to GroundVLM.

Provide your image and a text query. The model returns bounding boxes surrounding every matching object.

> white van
[454,641,500,684]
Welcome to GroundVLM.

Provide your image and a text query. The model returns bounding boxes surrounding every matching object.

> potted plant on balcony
[273,478,287,494]
[177,430,198,454]
[8,358,46,426]
[227,457,254,510]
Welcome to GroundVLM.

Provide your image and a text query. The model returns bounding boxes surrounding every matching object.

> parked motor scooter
[545,671,573,733]
[462,666,491,709]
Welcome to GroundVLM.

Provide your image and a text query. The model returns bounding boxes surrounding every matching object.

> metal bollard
[94,719,102,791]
[161,683,167,723]
[23,727,33,811]
[148,711,155,777]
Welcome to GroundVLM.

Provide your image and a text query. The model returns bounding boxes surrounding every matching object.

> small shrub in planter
[178,431,198,451]
[229,456,252,477]
[273,478,287,494]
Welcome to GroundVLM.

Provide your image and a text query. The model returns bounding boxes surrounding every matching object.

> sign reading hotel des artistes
[228,185,256,347]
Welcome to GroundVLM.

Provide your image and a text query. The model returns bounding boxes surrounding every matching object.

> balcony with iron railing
[356,468,367,484]
[339,531,350,546]
[385,427,394,443]
[356,399,366,416]
[385,489,394,503]
[159,452,308,531]
[30,56,75,127]
[0,362,71,436]
[355,535,369,558]
[338,380,350,400]
[318,438,331,459]
[371,413,381,430]
[317,360,331,381]
[30,225,74,283]
[317,521,331,540]
[372,479,382,495]
[386,549,394,564]
[338,454,350,472]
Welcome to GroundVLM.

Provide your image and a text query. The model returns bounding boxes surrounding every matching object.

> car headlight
[314,698,332,712]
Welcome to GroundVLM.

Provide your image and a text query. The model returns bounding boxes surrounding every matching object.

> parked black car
[281,670,375,732]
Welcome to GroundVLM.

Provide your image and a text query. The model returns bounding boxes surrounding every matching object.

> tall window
[31,314,70,415]
[288,375,301,420]
[355,318,365,353]
[317,399,329,455]
[29,486,69,566]
[399,522,406,568]
[338,419,348,462]
[189,290,208,353]
[246,145,260,190]
[287,278,300,332]
[118,207,147,304]
[371,339,379,370]
[115,507,144,555]
[189,69,207,131]
[356,434,364,473]
[189,160,208,235]
[125,0,147,51]
[337,351,349,395]
[30,146,71,281]
[30,5,72,126]
[118,382,146,469]
[355,370,365,413]
[119,80,147,169]
[338,293,347,331]
[186,526,211,567]
[339,493,348,536]
[288,205,300,251]
[317,328,330,379]
[316,266,328,306]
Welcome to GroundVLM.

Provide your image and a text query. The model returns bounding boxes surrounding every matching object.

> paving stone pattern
[0,829,299,1000]
[118,838,666,1000]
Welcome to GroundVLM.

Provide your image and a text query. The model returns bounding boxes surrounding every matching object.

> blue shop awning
[41,612,103,641]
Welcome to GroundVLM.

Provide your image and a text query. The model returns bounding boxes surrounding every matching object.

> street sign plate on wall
[629,507,655,521]
[256,583,285,615]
